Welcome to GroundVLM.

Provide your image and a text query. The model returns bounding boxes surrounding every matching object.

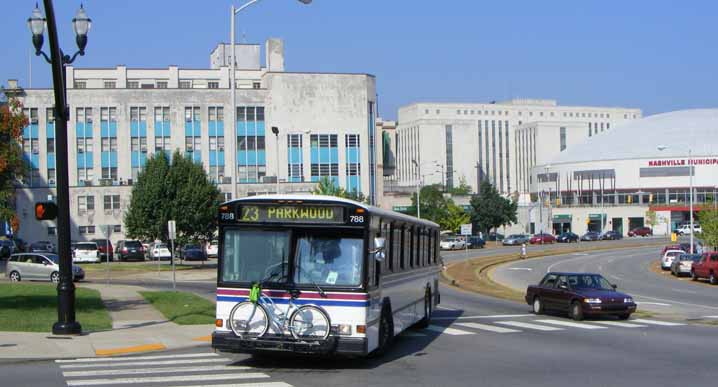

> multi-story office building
[6,39,378,242]
[395,99,642,197]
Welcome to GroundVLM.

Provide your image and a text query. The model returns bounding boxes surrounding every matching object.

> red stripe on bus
[217,288,368,300]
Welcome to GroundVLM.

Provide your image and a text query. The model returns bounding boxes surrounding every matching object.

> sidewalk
[0,284,214,360]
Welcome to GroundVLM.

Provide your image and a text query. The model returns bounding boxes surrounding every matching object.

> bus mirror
[374,237,386,251]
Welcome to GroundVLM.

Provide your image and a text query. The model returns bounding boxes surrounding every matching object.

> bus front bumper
[212,331,367,356]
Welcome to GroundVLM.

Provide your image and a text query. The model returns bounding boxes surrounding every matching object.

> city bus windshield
[293,235,363,287]
[221,229,291,283]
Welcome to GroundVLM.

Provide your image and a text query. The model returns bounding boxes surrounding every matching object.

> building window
[560,127,567,151]
[179,80,191,89]
[103,81,116,89]
[78,195,95,215]
[47,226,56,236]
[127,81,139,89]
[236,106,266,183]
[208,106,226,183]
[184,107,202,162]
[130,107,148,181]
[445,125,453,190]
[74,81,86,89]
[100,107,118,183]
[113,225,122,233]
[588,123,592,137]
[154,107,172,156]
[208,81,219,89]
[287,133,304,183]
[310,134,339,185]
[103,194,121,211]
[252,82,261,89]
[79,226,95,235]
[157,81,168,89]
[76,107,94,185]
[345,134,361,194]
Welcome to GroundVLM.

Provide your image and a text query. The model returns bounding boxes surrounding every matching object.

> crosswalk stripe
[66,372,269,386]
[591,321,648,328]
[632,319,686,326]
[534,319,606,330]
[163,383,293,387]
[454,322,521,333]
[56,352,218,364]
[60,358,228,369]
[426,325,474,335]
[495,321,563,331]
[63,365,249,378]
[432,314,534,320]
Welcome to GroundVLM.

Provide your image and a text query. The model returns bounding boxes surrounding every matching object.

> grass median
[140,291,215,325]
[80,261,213,273]
[0,283,112,332]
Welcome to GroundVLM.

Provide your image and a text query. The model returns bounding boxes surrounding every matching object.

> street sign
[460,223,472,236]
[168,220,176,240]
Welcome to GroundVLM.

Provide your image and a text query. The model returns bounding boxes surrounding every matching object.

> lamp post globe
[28,5,46,53]
[72,4,91,53]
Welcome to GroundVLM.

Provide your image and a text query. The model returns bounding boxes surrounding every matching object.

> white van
[676,224,701,235]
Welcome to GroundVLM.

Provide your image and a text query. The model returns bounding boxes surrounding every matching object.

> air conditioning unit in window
[48,179,56,185]
[84,180,94,186]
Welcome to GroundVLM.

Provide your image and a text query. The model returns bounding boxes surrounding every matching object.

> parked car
[679,242,703,254]
[580,231,601,242]
[92,239,114,261]
[12,238,27,253]
[556,232,579,243]
[601,230,623,240]
[690,252,718,284]
[0,239,18,259]
[529,233,555,244]
[525,272,636,320]
[628,227,652,237]
[72,242,100,263]
[206,240,219,258]
[149,242,172,261]
[180,244,208,261]
[116,240,146,262]
[440,237,466,250]
[487,232,505,241]
[503,234,530,246]
[671,253,702,277]
[676,224,702,235]
[466,236,486,249]
[6,253,84,283]
[29,240,55,253]
[661,249,686,270]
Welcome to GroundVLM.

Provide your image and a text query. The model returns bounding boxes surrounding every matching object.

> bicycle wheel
[228,301,269,339]
[289,304,330,341]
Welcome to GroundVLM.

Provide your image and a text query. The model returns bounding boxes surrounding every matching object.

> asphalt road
[493,245,718,319]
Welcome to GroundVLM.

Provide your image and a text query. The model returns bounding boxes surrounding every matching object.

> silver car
[6,253,85,283]
[671,253,702,277]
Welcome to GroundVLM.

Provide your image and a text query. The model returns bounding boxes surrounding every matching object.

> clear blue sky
[2,0,717,120]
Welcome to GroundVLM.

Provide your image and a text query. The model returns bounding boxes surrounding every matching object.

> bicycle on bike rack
[228,284,331,342]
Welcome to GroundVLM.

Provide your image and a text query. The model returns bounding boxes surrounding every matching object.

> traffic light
[35,202,58,220]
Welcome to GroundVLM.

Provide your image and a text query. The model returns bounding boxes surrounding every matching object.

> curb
[95,343,166,356]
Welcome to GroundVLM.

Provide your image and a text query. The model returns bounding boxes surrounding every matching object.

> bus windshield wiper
[296,265,327,298]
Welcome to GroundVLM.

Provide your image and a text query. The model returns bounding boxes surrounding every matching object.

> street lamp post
[230,0,311,200]
[412,159,420,219]
[28,1,91,335]
[658,145,694,254]
[271,126,280,193]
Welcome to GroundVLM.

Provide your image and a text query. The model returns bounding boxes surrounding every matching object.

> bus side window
[401,226,408,270]
[388,223,394,272]
[433,230,439,264]
[411,227,416,268]
[395,224,403,271]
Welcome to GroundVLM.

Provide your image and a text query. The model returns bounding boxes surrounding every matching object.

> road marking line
[534,319,606,330]
[95,343,166,357]
[632,319,686,326]
[636,302,671,306]
[702,315,718,319]
[495,321,563,331]
[454,322,521,333]
[60,358,227,369]
[64,365,250,377]
[436,305,463,311]
[164,383,292,387]
[426,325,474,335]
[432,314,533,320]
[56,352,219,363]
[192,335,212,342]
[508,268,533,271]
[632,294,718,310]
[65,372,269,386]
[591,321,648,328]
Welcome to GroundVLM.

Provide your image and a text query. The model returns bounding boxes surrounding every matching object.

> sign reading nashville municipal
[238,205,345,224]
[648,158,718,167]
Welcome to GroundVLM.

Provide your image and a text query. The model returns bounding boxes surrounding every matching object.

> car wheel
[710,272,717,285]
[371,306,394,357]
[617,313,631,320]
[50,272,60,283]
[570,301,584,321]
[532,297,544,315]
[9,271,21,282]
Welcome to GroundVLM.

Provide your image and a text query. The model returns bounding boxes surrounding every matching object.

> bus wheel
[416,289,432,328]
[371,306,394,357]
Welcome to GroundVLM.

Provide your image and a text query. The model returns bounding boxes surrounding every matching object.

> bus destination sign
[237,205,345,224]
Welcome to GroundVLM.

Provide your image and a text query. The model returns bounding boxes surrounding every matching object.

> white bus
[212,195,441,357]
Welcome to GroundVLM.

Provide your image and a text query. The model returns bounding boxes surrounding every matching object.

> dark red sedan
[529,233,556,244]
[525,272,637,320]
[628,227,652,237]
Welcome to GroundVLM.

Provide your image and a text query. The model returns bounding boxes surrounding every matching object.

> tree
[448,176,472,195]
[409,184,448,222]
[125,151,220,245]
[0,97,28,224]
[469,182,518,235]
[698,207,718,251]
[439,200,471,233]
[645,209,658,231]
[312,176,368,203]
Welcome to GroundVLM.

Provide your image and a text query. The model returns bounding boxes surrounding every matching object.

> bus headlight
[332,324,352,335]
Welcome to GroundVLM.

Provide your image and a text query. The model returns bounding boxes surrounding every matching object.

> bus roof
[223,194,440,229]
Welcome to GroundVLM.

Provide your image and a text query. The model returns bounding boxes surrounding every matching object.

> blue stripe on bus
[216,296,369,308]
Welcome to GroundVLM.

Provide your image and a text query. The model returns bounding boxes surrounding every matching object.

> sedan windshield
[294,235,363,287]
[222,229,290,283]
[568,274,614,290]
[45,254,59,264]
